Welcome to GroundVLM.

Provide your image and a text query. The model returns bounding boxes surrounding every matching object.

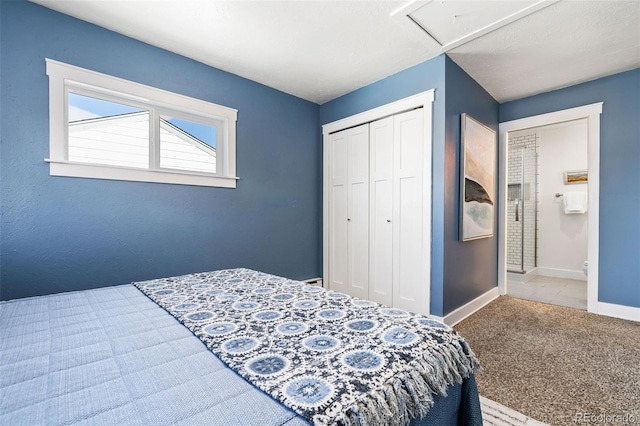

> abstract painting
[460,114,496,241]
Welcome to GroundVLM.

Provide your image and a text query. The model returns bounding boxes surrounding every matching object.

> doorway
[498,103,602,314]
[505,119,589,310]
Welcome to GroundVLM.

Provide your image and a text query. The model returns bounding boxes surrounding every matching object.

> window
[46,59,238,188]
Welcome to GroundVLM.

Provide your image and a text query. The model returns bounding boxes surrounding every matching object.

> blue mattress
[0,284,481,425]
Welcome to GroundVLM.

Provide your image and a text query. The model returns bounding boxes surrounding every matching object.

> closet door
[368,116,393,306]
[328,130,349,294]
[346,124,370,300]
[393,109,427,314]
[328,124,369,299]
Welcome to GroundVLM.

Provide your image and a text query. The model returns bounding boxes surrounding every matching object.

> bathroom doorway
[498,103,602,314]
[505,120,588,310]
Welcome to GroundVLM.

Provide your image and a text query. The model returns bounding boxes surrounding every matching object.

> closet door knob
[347,218,351,221]
[387,219,391,223]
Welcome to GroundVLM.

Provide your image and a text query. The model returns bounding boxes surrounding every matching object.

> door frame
[322,89,435,314]
[498,102,603,313]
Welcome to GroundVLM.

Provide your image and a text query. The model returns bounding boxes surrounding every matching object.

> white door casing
[498,102,602,314]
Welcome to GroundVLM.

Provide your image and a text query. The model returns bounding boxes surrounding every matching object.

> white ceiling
[31,0,640,105]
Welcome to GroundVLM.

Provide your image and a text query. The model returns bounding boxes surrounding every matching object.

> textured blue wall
[443,57,499,315]
[0,2,321,300]
[500,69,640,308]
[320,55,448,316]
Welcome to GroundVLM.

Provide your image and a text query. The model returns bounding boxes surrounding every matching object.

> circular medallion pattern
[326,292,348,299]
[294,300,320,310]
[271,293,296,301]
[173,303,200,312]
[221,336,259,354]
[245,354,290,376]
[232,301,261,311]
[276,321,309,335]
[341,350,385,372]
[284,376,334,408]
[186,311,216,322]
[302,335,340,352]
[154,289,175,296]
[382,327,418,346]
[415,318,449,329]
[316,309,346,321]
[379,308,409,318]
[344,319,378,332]
[252,310,284,322]
[163,296,187,305]
[191,284,211,290]
[203,322,237,336]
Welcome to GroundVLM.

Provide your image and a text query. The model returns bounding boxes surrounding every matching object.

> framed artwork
[564,170,588,184]
[460,114,496,241]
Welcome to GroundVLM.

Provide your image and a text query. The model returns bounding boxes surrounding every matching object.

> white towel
[563,191,588,214]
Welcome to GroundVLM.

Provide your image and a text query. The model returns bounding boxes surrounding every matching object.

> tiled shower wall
[507,133,537,272]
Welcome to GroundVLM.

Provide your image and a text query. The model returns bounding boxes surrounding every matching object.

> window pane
[160,116,217,173]
[67,93,149,168]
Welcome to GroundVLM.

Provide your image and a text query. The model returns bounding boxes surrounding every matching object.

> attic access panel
[394,0,559,51]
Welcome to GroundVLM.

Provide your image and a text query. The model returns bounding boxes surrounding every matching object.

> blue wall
[500,69,640,308]
[443,57,499,314]
[0,1,321,300]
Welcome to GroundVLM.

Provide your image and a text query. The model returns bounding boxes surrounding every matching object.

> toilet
[582,261,588,276]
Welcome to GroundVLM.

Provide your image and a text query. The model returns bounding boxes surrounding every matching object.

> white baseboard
[597,302,640,323]
[443,286,500,326]
[538,267,586,281]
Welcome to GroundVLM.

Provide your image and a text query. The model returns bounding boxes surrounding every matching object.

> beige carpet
[454,296,640,425]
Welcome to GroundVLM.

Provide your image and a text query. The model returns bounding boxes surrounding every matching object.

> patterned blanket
[134,268,480,426]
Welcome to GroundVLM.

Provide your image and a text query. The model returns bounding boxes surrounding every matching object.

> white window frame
[45,59,238,188]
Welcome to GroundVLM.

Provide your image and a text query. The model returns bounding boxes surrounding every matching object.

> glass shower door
[507,142,537,273]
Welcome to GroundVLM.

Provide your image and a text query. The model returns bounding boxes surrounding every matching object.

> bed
[1,268,482,425]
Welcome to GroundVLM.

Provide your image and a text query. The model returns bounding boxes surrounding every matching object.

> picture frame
[460,114,496,241]
[564,169,588,184]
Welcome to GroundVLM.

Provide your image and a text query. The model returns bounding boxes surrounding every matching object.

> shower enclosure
[507,134,538,273]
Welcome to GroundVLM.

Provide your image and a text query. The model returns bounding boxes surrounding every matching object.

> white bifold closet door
[329,108,427,314]
[369,117,394,305]
[328,123,369,300]
[369,109,426,314]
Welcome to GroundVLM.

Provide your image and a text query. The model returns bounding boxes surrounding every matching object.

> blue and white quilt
[134,268,480,426]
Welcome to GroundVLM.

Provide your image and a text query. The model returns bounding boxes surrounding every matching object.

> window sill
[45,159,238,188]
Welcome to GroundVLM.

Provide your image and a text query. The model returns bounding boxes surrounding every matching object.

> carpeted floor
[454,296,640,425]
